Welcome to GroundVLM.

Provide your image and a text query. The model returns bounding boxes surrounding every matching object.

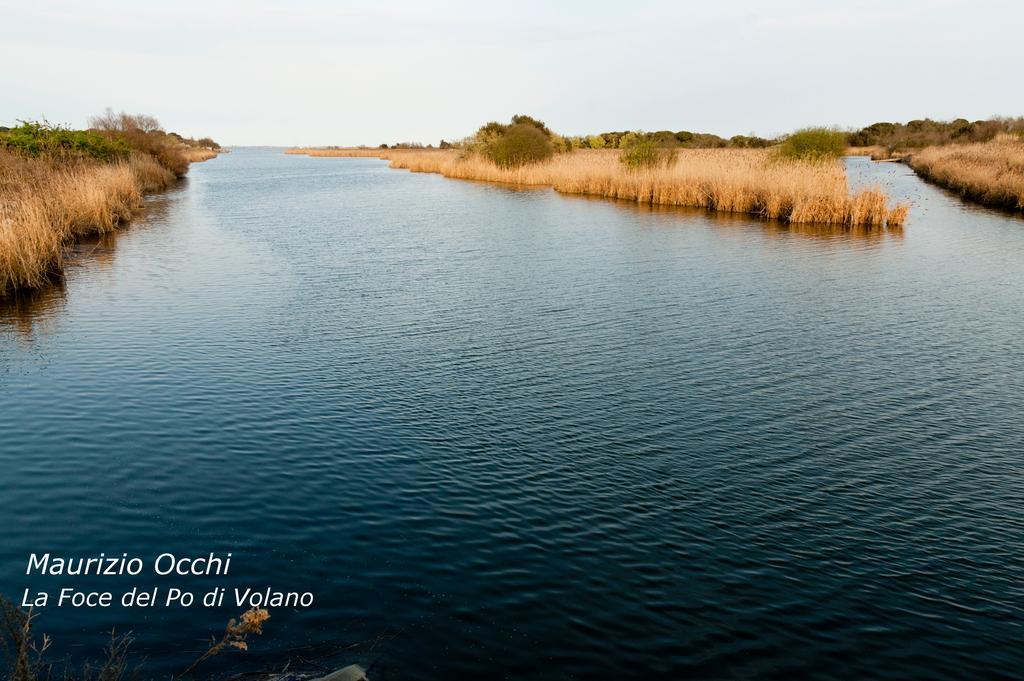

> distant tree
[484,123,553,168]
[729,134,772,148]
[586,135,605,149]
[690,133,728,148]
[510,114,551,136]
[649,131,677,145]
[89,108,162,134]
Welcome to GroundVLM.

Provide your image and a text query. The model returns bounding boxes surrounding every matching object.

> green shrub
[510,114,551,136]
[730,134,773,148]
[0,121,131,162]
[485,123,553,168]
[620,137,677,170]
[779,128,846,161]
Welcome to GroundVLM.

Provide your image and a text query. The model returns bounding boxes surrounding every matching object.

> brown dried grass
[0,151,179,294]
[286,147,384,157]
[312,148,907,227]
[181,148,219,163]
[909,134,1024,211]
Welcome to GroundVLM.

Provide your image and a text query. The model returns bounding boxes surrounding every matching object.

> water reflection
[0,183,182,332]
[0,276,67,334]
[565,191,903,243]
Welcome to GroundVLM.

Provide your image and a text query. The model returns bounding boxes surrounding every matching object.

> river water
[1,150,1022,680]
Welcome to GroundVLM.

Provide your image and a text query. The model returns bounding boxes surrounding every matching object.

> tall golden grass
[0,151,176,294]
[286,147,384,157]
[909,134,1024,211]
[294,148,907,227]
[181,147,220,163]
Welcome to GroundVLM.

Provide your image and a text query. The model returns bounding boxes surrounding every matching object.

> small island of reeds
[288,117,909,229]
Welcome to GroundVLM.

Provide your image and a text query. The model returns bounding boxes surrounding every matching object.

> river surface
[1,150,1023,680]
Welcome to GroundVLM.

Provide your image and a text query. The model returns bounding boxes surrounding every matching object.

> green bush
[0,121,131,162]
[779,128,846,161]
[620,137,677,170]
[729,134,772,149]
[485,123,553,168]
[510,114,551,136]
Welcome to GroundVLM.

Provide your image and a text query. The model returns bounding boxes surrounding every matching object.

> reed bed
[286,147,386,157]
[330,148,907,227]
[0,151,174,294]
[182,147,220,163]
[846,146,914,161]
[845,146,885,158]
[909,134,1024,211]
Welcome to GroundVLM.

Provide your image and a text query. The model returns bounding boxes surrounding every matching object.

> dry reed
[286,147,384,157]
[909,134,1024,211]
[176,607,269,679]
[0,151,179,294]
[181,148,219,163]
[845,146,908,161]
[2,594,265,681]
[293,148,907,227]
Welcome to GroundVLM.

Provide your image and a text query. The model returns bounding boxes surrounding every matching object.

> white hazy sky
[1,0,1021,146]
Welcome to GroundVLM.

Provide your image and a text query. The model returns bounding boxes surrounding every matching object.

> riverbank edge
[906,155,1024,213]
[851,137,1023,214]
[285,147,908,228]
[0,150,220,296]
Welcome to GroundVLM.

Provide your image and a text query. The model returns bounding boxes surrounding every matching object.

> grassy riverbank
[908,135,1024,211]
[289,146,908,227]
[0,115,219,295]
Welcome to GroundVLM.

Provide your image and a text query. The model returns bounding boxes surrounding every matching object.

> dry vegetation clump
[0,113,219,295]
[1,595,269,681]
[909,134,1024,211]
[0,152,147,292]
[366,148,906,227]
[1,596,138,681]
[86,109,220,177]
[177,607,270,679]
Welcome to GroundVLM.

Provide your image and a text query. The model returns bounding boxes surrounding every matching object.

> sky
[1,0,1021,146]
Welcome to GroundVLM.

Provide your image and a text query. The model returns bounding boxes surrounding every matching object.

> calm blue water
[1,150,1023,680]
